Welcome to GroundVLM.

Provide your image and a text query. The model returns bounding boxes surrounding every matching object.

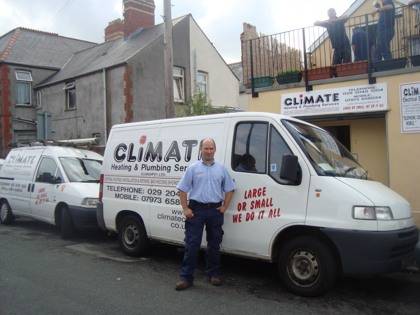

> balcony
[242,4,420,95]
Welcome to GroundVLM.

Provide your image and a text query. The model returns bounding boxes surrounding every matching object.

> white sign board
[400,82,420,133]
[281,83,388,117]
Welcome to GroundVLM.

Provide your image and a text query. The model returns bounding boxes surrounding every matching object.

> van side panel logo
[114,139,198,163]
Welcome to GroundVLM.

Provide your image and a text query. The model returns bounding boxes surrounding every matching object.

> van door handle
[31,184,35,193]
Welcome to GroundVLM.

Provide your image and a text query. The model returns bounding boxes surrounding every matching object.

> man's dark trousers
[180,202,224,283]
[376,29,394,61]
[333,45,351,65]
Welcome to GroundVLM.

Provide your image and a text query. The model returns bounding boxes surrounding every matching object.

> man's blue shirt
[176,160,235,203]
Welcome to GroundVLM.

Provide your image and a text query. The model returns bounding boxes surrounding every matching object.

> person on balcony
[408,0,420,31]
[352,27,368,61]
[374,0,396,61]
[315,8,351,65]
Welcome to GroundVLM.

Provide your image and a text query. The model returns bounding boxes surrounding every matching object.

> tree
[179,93,234,117]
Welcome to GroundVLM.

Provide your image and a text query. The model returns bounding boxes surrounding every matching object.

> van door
[30,157,63,223]
[223,119,310,259]
[0,148,44,216]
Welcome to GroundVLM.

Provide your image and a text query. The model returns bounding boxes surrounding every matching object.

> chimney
[105,0,155,42]
[124,0,155,37]
[105,19,124,42]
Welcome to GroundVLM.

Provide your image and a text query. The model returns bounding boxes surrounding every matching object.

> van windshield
[59,158,102,182]
[282,120,368,179]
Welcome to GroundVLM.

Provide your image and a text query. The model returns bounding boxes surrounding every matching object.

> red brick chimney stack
[105,0,156,42]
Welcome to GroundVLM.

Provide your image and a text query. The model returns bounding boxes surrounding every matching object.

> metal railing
[243,4,420,93]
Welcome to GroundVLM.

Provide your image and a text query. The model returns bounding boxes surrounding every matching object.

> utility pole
[163,0,175,118]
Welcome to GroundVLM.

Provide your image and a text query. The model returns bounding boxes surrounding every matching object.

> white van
[0,146,103,238]
[97,112,418,296]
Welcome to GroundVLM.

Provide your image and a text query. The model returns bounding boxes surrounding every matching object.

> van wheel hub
[288,250,319,286]
[123,224,139,246]
[0,203,8,221]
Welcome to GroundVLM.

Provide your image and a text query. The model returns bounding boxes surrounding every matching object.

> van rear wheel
[60,206,74,239]
[119,215,149,257]
[278,236,337,297]
[0,200,14,225]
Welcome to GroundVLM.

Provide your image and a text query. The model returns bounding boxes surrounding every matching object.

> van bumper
[322,226,419,275]
[68,205,98,229]
[96,202,106,231]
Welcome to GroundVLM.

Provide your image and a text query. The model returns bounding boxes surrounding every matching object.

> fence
[242,4,420,92]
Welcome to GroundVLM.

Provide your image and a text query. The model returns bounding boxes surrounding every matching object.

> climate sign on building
[281,83,388,117]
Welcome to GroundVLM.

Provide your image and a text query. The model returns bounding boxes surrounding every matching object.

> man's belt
[189,200,222,209]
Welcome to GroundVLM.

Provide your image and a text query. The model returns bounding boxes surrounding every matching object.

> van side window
[269,126,293,183]
[36,158,58,183]
[232,122,268,173]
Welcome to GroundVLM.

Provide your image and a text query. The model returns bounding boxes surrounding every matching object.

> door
[222,119,310,259]
[30,157,63,223]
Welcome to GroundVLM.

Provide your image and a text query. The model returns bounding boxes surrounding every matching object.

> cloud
[0,0,358,62]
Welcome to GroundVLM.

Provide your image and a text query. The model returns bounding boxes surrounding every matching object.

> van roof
[110,112,312,130]
[11,146,103,160]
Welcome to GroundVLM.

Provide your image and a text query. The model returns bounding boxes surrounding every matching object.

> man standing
[315,8,351,65]
[375,0,396,61]
[175,138,235,291]
[352,27,368,61]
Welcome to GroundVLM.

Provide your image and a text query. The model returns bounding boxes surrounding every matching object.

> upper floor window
[15,70,33,106]
[65,81,76,110]
[173,66,185,103]
[196,71,208,99]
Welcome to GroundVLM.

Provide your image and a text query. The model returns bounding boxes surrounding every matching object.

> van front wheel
[278,236,337,297]
[60,206,74,239]
[0,200,14,225]
[119,215,149,257]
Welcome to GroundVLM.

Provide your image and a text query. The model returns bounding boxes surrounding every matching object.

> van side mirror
[280,155,299,183]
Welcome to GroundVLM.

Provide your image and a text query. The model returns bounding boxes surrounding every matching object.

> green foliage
[179,93,233,117]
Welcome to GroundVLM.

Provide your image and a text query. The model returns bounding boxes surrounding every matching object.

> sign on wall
[400,82,420,133]
[281,83,388,117]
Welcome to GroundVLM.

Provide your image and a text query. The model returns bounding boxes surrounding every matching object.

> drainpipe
[102,68,107,144]
[44,111,48,139]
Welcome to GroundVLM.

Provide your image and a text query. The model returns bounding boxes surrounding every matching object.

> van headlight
[353,206,393,220]
[81,198,99,208]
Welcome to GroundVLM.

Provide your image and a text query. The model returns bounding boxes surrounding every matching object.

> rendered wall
[189,17,239,108]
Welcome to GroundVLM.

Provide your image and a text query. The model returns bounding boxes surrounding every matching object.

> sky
[0,0,354,63]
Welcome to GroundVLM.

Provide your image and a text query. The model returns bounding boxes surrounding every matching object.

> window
[59,157,102,182]
[173,66,185,103]
[269,126,293,183]
[36,90,42,108]
[196,71,208,99]
[15,70,33,106]
[65,81,76,110]
[36,157,58,183]
[232,122,268,173]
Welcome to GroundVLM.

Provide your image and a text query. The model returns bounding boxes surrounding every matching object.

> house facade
[0,28,96,157]
[240,0,420,225]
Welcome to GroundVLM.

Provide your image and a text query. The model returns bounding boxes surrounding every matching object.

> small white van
[0,146,103,238]
[97,112,418,296]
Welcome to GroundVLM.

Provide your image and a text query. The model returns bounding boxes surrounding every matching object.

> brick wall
[0,64,12,157]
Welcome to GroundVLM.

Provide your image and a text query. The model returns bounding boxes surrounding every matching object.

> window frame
[15,70,33,106]
[64,81,76,110]
[196,71,209,99]
[173,66,185,103]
